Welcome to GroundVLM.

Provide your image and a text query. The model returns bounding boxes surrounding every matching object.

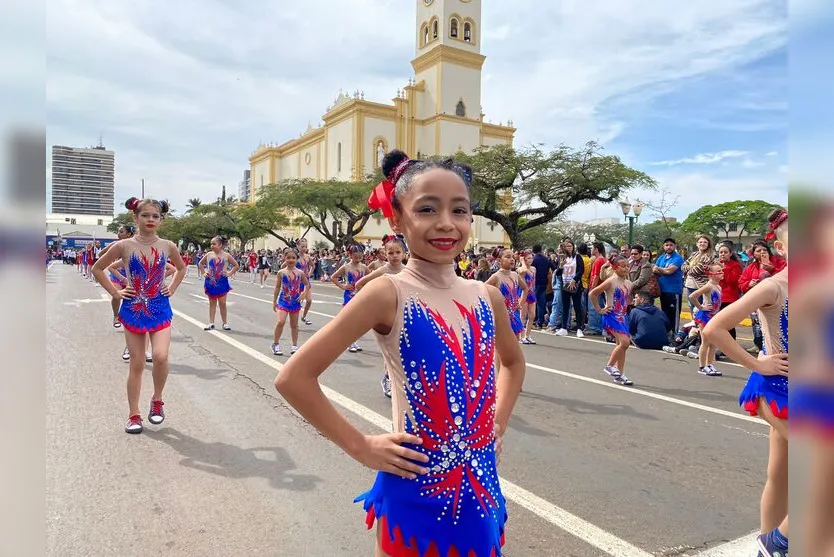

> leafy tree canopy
[681,200,781,242]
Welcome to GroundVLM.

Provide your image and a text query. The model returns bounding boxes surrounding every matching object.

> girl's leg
[124,331,147,416]
[111,298,120,320]
[615,334,629,371]
[706,344,716,366]
[698,338,709,367]
[758,401,789,532]
[208,297,217,324]
[524,303,535,339]
[274,311,287,343]
[289,312,300,345]
[148,328,171,401]
[302,290,313,321]
[572,289,585,331]
[219,296,228,324]
[560,289,571,330]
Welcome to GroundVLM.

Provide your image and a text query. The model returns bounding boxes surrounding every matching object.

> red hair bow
[765,209,788,241]
[368,180,396,218]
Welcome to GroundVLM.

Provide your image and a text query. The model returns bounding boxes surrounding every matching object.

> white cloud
[650,150,750,166]
[44,0,787,214]
[766,151,779,156]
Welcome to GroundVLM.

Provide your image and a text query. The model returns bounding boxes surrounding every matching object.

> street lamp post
[619,199,643,246]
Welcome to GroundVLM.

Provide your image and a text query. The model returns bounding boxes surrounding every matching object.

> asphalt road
[46,264,766,556]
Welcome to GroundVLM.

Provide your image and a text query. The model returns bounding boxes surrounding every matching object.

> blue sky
[42,0,790,223]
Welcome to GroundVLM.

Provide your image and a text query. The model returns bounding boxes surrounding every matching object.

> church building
[248,0,514,249]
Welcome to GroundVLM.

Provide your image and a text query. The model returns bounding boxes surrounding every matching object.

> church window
[464,22,472,42]
[450,18,459,38]
[421,23,429,46]
[337,143,342,172]
[432,19,438,39]
[456,99,466,117]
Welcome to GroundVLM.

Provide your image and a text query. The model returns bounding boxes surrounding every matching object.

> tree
[455,142,657,249]
[234,203,295,247]
[107,212,135,234]
[257,177,377,249]
[681,200,781,243]
[185,198,202,213]
[642,187,680,235]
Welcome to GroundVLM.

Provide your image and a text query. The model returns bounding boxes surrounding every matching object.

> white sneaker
[271,343,282,356]
[348,344,358,353]
[145,352,153,363]
[576,329,585,338]
[554,328,568,336]
[604,365,621,377]
[290,345,298,354]
[222,323,231,331]
[260,284,265,289]
[122,347,130,361]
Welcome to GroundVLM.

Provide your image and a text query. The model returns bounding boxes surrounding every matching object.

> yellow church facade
[249,0,514,249]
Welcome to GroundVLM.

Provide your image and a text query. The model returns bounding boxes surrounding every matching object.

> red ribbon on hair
[368,180,396,218]
[765,209,788,241]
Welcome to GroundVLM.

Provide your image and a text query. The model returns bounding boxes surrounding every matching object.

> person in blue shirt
[531,244,556,328]
[652,237,685,335]
[628,292,671,349]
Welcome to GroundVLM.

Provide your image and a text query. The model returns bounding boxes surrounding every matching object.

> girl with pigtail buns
[92,196,186,434]
[198,235,239,331]
[275,149,525,557]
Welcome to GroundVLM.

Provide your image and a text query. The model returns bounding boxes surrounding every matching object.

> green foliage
[454,142,657,248]
[681,200,781,242]
[107,212,135,234]
[256,176,378,248]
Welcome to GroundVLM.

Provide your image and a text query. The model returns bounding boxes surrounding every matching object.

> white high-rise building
[51,144,115,216]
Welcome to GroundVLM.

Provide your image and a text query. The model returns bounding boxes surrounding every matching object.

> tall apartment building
[51,144,115,216]
[238,169,251,202]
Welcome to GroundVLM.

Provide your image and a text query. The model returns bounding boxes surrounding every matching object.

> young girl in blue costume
[518,252,537,345]
[689,264,724,377]
[486,249,528,342]
[271,247,310,356]
[296,238,315,325]
[331,244,369,353]
[275,150,526,557]
[704,208,789,557]
[92,197,186,434]
[589,256,635,386]
[198,235,239,331]
[355,234,408,399]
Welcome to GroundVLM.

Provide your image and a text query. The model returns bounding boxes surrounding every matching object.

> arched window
[450,18,459,38]
[432,19,438,39]
[464,22,472,42]
[456,99,466,117]
[337,142,342,172]
[421,23,429,46]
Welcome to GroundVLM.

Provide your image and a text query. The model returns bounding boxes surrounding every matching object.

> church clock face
[423,0,434,5]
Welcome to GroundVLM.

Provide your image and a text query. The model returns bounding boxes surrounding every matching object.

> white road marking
[171,305,654,557]
[690,531,757,556]
[228,291,764,425]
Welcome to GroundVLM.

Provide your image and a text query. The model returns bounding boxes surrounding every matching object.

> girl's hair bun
[159,200,170,215]
[381,150,410,181]
[125,197,140,211]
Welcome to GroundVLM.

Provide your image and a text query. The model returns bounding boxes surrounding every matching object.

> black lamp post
[619,199,644,246]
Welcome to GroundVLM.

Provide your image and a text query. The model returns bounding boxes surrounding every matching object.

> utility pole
[141,179,145,198]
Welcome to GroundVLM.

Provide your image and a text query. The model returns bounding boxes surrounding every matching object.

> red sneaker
[125,414,143,434]
[148,400,165,425]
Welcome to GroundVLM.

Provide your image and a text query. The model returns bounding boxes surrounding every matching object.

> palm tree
[185,198,202,213]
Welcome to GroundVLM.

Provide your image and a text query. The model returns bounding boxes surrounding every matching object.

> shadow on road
[169,363,227,381]
[508,414,557,438]
[145,427,322,492]
[520,391,660,421]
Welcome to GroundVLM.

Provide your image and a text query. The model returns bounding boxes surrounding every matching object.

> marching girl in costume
[518,251,537,345]
[275,149,525,557]
[331,244,369,353]
[296,238,315,325]
[486,249,528,341]
[689,264,724,377]
[271,248,311,356]
[92,197,186,434]
[198,236,239,331]
[703,208,789,557]
[590,256,635,386]
[99,225,136,328]
[368,248,388,272]
[356,234,408,399]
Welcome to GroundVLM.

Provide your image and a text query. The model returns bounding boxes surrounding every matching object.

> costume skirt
[119,295,172,334]
[204,276,232,299]
[739,372,788,420]
[355,471,507,557]
[792,383,834,435]
[509,309,524,334]
[601,314,629,337]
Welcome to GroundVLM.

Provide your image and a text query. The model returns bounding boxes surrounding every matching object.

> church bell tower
[411,0,486,127]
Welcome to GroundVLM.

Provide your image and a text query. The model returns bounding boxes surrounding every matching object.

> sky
[41,0,795,223]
